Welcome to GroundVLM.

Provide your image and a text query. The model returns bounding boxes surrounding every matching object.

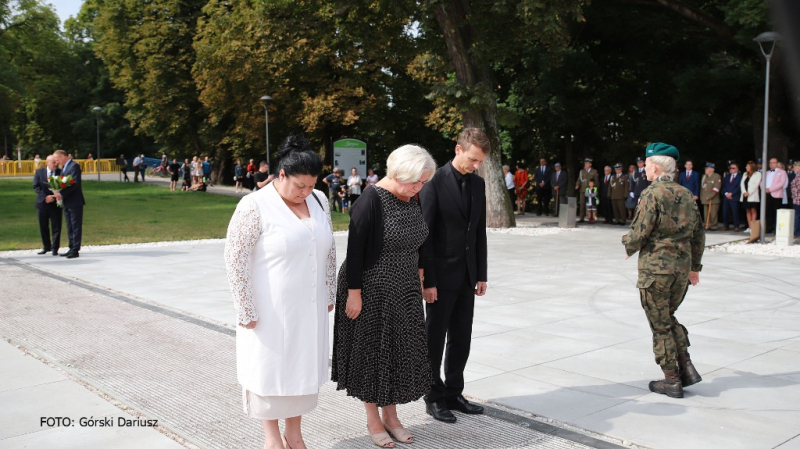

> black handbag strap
[311,191,324,210]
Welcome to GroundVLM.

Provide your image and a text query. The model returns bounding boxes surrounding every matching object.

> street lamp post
[259,96,272,167]
[92,106,102,181]
[754,32,781,244]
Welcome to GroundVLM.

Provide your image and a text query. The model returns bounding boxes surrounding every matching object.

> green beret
[645,142,680,161]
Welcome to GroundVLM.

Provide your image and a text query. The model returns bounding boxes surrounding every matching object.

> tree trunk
[434,0,515,228]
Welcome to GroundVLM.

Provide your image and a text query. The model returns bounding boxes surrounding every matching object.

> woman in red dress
[514,162,529,215]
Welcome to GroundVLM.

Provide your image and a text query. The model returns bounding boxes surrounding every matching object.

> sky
[46,0,84,25]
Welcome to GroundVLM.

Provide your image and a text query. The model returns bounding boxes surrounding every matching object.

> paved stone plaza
[2,221,800,449]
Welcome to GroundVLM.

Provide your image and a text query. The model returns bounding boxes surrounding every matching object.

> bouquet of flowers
[47,174,75,208]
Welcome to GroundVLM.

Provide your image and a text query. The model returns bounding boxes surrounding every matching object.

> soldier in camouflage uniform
[622,142,705,398]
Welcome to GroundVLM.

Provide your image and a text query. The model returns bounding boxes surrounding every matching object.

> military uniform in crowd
[575,158,599,221]
[700,163,722,230]
[609,164,629,225]
[631,157,651,206]
[622,142,705,399]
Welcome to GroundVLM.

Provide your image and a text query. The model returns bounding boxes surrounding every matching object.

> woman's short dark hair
[276,135,322,177]
[516,161,526,169]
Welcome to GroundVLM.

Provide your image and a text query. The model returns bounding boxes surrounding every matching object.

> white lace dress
[224,186,336,420]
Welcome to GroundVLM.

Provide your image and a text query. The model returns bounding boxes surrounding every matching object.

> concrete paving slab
[776,435,800,449]
[0,343,67,392]
[3,215,798,449]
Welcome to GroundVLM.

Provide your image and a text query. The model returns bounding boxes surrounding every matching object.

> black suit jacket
[58,159,86,208]
[33,167,61,210]
[550,169,568,198]
[420,162,487,291]
[600,174,612,198]
[532,165,552,188]
[632,169,650,199]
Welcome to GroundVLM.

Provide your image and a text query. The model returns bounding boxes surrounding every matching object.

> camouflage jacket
[622,180,705,274]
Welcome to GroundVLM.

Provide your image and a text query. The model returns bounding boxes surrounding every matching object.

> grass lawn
[0,179,350,250]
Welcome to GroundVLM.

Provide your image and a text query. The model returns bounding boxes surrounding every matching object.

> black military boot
[649,369,684,398]
[678,352,702,387]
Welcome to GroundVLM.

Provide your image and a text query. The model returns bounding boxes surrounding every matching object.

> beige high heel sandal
[382,421,413,444]
[368,426,395,448]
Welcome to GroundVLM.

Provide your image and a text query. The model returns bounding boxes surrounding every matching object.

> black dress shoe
[37,249,50,255]
[52,250,59,256]
[425,401,456,423]
[60,252,70,257]
[66,252,79,259]
[446,395,484,415]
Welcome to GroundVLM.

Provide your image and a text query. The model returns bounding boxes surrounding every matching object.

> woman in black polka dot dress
[333,144,436,447]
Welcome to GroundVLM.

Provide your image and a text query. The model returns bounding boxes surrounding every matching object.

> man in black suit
[600,166,613,224]
[550,162,568,216]
[632,156,651,207]
[32,155,62,255]
[420,127,489,424]
[53,150,86,259]
[532,158,552,216]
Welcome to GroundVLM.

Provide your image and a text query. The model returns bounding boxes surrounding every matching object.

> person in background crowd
[254,161,273,191]
[791,163,800,238]
[600,166,613,224]
[33,154,42,165]
[224,135,334,449]
[348,167,362,204]
[182,159,192,191]
[778,162,790,208]
[366,168,379,189]
[246,158,257,190]
[514,162,529,215]
[787,160,796,207]
[700,163,721,230]
[679,160,701,211]
[139,154,147,182]
[168,158,180,192]
[576,158,599,222]
[323,168,343,213]
[333,144,436,447]
[33,155,62,256]
[503,165,516,210]
[626,164,637,219]
[189,179,208,192]
[551,162,567,216]
[631,157,650,208]
[721,162,742,231]
[86,153,94,160]
[585,179,599,224]
[757,158,763,172]
[203,156,213,186]
[118,154,130,182]
[194,156,204,186]
[234,159,245,193]
[338,185,350,214]
[741,161,761,233]
[133,153,142,182]
[610,163,629,225]
[765,158,787,233]
[53,150,85,259]
[533,158,552,216]
[160,151,168,173]
[622,142,705,400]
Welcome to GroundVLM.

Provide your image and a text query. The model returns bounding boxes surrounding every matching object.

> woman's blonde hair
[386,144,437,183]
[647,155,677,182]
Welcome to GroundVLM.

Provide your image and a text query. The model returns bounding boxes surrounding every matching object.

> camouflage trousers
[637,272,691,370]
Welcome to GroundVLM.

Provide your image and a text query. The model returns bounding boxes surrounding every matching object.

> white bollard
[776,209,795,246]
[559,197,577,228]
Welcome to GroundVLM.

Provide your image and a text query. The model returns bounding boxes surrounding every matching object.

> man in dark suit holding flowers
[53,150,85,259]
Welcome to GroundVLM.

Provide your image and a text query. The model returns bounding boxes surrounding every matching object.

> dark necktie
[461,177,470,216]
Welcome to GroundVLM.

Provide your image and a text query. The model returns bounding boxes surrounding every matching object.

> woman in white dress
[224,135,335,449]
[365,168,379,189]
[348,167,363,204]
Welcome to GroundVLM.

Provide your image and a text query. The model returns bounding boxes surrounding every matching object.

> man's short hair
[457,128,491,154]
[259,161,268,168]
[53,150,66,157]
